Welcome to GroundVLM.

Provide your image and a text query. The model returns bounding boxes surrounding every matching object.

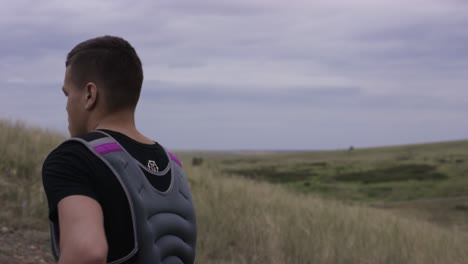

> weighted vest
[50,131,197,264]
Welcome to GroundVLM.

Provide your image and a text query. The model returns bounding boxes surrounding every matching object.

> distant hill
[183,133,468,233]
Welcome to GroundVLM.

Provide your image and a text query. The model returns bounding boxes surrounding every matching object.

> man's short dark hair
[66,35,143,112]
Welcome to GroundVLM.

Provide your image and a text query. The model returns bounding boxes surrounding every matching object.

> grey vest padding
[50,131,197,264]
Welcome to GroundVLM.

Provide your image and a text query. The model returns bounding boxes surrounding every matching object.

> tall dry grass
[0,119,467,263]
[185,165,468,264]
[0,119,64,229]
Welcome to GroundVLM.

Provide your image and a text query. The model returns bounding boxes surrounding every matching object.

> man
[42,36,197,264]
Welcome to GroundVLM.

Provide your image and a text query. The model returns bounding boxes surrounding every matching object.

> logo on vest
[147,160,159,172]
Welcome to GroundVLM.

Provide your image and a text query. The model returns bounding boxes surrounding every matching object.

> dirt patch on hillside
[0,227,54,264]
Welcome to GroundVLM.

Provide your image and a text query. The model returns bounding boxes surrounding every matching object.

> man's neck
[91,113,154,144]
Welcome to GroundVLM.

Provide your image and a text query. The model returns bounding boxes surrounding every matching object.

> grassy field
[197,142,468,201]
[1,119,467,263]
[186,141,468,231]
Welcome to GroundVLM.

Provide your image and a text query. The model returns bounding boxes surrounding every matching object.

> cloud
[0,0,467,149]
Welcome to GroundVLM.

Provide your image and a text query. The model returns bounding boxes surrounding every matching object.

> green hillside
[183,139,468,231]
[203,140,468,200]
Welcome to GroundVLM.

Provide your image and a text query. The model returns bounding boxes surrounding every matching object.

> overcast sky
[0,0,467,150]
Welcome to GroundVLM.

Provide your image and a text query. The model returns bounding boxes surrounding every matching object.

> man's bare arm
[57,195,108,264]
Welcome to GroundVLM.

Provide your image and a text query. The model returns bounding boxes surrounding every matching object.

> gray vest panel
[50,132,197,264]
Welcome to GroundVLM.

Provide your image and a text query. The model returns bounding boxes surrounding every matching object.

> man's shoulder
[42,132,111,187]
[44,132,107,164]
[46,140,85,159]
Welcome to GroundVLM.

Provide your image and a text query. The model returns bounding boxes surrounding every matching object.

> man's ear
[84,82,98,110]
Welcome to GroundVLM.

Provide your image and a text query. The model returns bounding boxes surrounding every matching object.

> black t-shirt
[42,129,172,263]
